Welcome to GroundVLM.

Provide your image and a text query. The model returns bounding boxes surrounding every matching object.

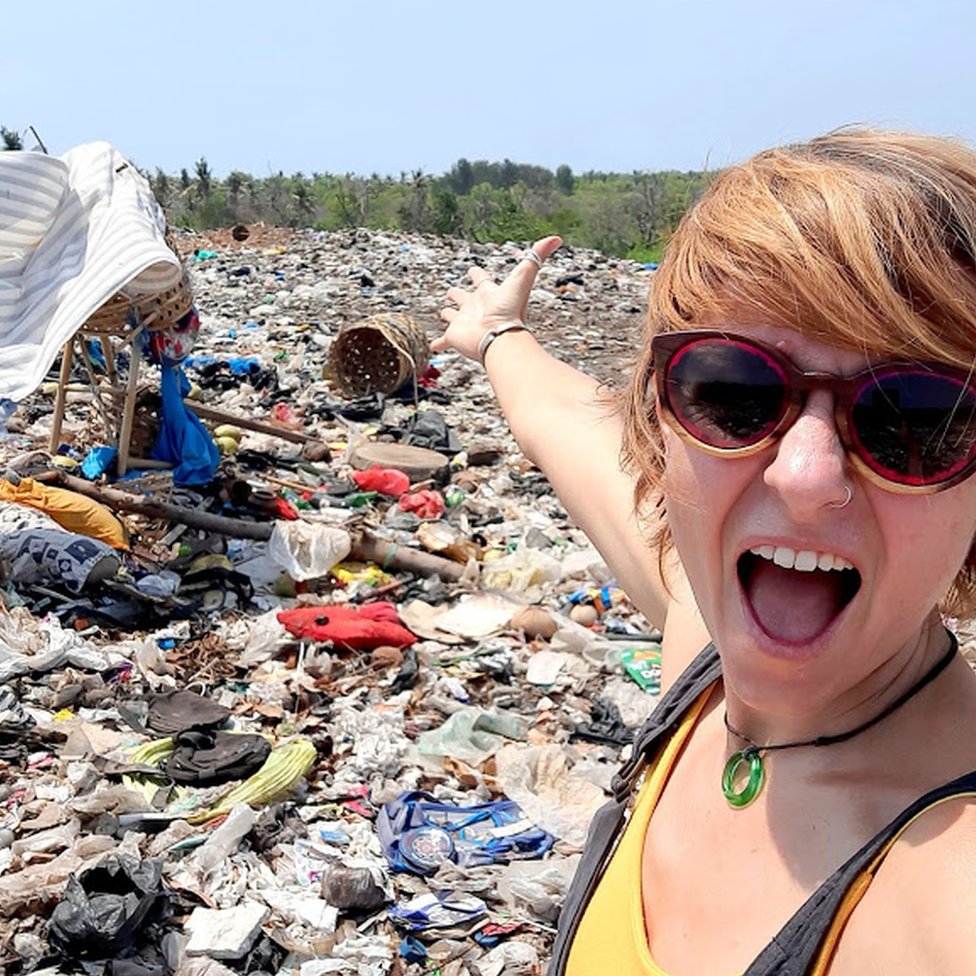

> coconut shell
[511,605,558,640]
[569,604,599,627]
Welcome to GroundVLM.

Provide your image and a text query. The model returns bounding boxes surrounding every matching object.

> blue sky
[5,0,975,178]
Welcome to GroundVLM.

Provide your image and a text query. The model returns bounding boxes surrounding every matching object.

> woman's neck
[723,610,955,749]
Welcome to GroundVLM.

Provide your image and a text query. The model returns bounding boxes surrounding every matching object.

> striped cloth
[0,141,182,401]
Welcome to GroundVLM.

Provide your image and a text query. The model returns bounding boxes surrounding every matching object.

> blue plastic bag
[377,791,554,875]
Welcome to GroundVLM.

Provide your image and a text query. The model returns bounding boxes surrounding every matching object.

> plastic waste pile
[0,226,672,975]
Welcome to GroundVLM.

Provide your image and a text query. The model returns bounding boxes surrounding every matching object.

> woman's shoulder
[830,789,976,974]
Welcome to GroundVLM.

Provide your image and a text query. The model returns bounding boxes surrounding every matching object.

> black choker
[722,631,958,808]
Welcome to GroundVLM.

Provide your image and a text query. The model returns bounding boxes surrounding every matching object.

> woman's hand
[434,235,562,362]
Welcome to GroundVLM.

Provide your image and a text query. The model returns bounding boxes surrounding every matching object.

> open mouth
[737,546,862,644]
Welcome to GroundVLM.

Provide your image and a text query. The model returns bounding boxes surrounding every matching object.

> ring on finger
[522,248,544,269]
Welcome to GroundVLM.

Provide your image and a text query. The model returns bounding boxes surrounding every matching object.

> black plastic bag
[48,855,168,969]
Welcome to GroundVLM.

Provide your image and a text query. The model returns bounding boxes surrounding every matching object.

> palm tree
[194,157,213,200]
[1,127,23,150]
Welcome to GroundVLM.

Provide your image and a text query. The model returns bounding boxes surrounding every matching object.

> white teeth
[794,550,818,572]
[773,546,794,569]
[750,545,853,573]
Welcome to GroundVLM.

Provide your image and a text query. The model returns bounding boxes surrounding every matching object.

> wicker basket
[132,264,194,330]
[82,232,193,337]
[83,292,133,336]
[326,313,430,399]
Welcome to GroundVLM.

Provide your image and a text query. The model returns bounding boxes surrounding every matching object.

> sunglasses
[651,330,976,493]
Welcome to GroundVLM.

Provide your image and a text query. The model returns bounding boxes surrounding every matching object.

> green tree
[399,169,432,232]
[333,175,372,227]
[556,164,575,195]
[447,158,475,195]
[432,187,463,236]
[628,171,665,246]
[499,158,519,189]
[151,169,171,206]
[194,157,213,200]
[1,127,23,150]
[226,171,246,209]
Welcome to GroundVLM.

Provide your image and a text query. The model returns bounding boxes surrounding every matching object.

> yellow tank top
[565,688,714,976]
[563,687,965,976]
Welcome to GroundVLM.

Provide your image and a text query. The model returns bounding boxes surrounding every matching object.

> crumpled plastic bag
[493,744,607,848]
[417,708,506,767]
[267,521,351,581]
[398,489,445,520]
[481,546,561,599]
[352,466,410,496]
[47,854,169,966]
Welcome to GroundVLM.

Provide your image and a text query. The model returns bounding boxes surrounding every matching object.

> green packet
[621,645,662,695]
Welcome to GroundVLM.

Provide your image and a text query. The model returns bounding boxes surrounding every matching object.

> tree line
[1,128,709,261]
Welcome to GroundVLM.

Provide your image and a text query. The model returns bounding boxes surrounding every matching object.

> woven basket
[81,231,193,337]
[326,313,430,399]
[83,292,133,336]
[132,264,194,330]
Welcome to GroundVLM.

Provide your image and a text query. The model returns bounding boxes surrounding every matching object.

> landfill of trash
[0,225,671,976]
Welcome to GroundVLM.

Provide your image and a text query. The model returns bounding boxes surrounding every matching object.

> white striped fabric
[0,141,182,401]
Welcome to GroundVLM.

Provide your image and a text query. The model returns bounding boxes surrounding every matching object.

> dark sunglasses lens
[666,339,789,448]
[851,370,976,486]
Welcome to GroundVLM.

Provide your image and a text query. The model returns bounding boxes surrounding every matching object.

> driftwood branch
[53,472,466,580]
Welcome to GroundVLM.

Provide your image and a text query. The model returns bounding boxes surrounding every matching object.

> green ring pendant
[722,748,764,808]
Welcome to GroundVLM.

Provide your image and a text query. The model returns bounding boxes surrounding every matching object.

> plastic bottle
[444,486,465,507]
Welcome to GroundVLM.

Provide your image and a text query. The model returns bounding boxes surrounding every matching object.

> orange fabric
[0,478,129,550]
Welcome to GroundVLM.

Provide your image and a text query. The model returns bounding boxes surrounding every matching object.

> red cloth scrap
[277,601,415,650]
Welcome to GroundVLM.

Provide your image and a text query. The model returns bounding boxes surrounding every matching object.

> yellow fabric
[566,688,715,976]
[0,477,128,549]
[808,790,976,975]
[565,685,975,976]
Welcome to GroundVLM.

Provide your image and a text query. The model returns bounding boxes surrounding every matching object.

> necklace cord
[724,630,958,754]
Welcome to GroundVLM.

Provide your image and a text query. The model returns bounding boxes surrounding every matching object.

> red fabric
[398,489,445,520]
[271,496,299,520]
[277,601,415,649]
[352,466,411,497]
[418,365,441,388]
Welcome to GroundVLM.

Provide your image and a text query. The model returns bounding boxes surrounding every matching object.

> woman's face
[660,321,976,715]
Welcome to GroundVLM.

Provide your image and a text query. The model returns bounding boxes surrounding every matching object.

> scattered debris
[0,226,671,975]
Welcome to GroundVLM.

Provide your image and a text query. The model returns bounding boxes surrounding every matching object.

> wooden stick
[185,401,316,445]
[49,341,74,452]
[352,529,466,581]
[57,472,274,541]
[55,383,329,452]
[53,474,467,580]
[117,353,141,477]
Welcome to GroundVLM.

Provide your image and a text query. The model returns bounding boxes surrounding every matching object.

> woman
[437,129,976,974]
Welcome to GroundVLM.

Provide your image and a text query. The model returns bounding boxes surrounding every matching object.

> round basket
[83,292,133,336]
[326,313,430,399]
[133,264,194,330]
[82,232,193,336]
